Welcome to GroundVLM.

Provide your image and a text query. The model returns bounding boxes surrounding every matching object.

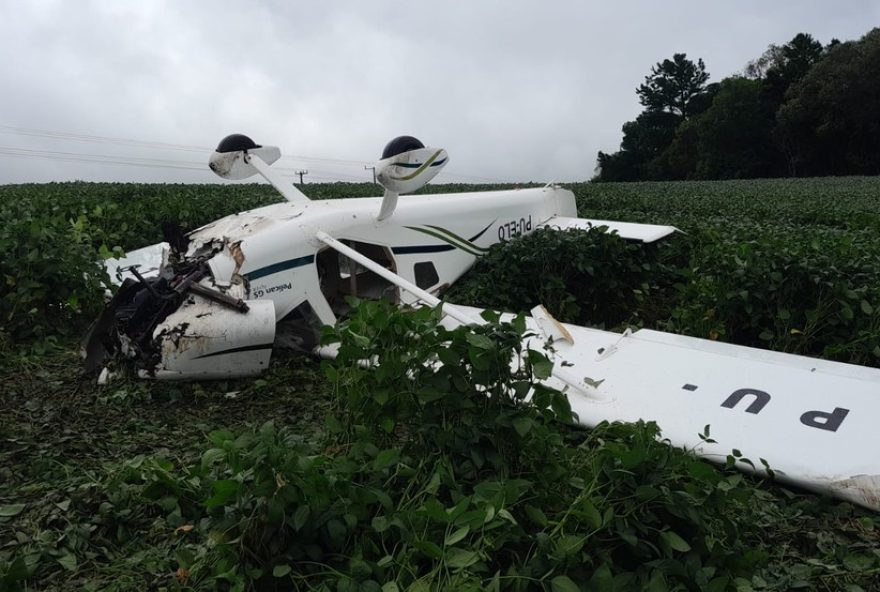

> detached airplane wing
[315,235,880,511]
[538,216,678,243]
[447,304,880,511]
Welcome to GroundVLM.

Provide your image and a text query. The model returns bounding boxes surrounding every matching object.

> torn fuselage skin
[84,234,277,380]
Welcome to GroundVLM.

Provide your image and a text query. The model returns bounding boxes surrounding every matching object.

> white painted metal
[445,305,880,511]
[539,216,678,243]
[376,190,399,222]
[208,145,281,180]
[376,146,448,195]
[103,242,169,285]
[247,153,310,204]
[531,304,574,345]
[147,291,276,380]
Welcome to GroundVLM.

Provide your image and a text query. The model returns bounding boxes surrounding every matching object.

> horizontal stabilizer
[539,216,677,243]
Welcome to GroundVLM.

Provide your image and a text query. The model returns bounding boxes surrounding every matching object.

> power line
[0,146,369,182]
[0,147,208,171]
[0,125,373,167]
[0,124,514,183]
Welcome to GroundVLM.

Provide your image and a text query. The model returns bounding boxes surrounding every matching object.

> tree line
[595,28,880,181]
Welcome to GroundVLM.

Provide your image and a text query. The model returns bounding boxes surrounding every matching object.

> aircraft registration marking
[498,215,532,241]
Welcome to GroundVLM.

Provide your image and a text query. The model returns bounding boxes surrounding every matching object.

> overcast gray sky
[1,0,876,185]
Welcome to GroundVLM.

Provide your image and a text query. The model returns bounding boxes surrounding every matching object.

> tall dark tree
[637,53,710,119]
[596,54,711,181]
[743,44,785,79]
[762,33,825,103]
[776,28,880,176]
[654,78,778,180]
[595,110,681,181]
[693,77,779,179]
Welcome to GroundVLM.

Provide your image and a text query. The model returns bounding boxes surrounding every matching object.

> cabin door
[316,240,400,317]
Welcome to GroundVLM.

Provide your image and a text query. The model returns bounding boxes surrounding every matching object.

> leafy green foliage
[777,28,880,176]
[568,178,880,366]
[0,182,277,346]
[4,301,805,591]
[637,53,711,119]
[449,226,682,329]
[660,77,779,180]
[4,178,880,591]
[597,28,879,181]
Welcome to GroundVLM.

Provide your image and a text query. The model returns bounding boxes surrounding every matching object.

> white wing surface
[448,305,880,511]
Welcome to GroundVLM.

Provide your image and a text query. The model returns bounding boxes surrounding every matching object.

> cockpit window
[414,261,439,289]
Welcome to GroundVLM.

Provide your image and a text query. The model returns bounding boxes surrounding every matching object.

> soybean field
[2,178,880,591]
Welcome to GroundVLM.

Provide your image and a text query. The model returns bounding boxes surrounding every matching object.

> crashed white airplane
[83,134,880,511]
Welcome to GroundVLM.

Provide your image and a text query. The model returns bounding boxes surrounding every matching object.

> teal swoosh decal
[402,220,496,257]
[424,225,490,254]
[405,226,484,256]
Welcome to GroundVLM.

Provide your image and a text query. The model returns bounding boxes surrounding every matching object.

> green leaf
[512,416,533,437]
[374,448,400,471]
[661,530,692,553]
[205,479,240,508]
[413,540,443,559]
[445,548,480,569]
[525,504,548,527]
[382,583,400,592]
[422,499,449,524]
[555,535,585,557]
[582,501,602,529]
[688,461,718,481]
[201,447,225,467]
[445,525,470,546]
[57,552,77,572]
[550,391,572,421]
[294,505,310,531]
[5,556,28,581]
[272,564,292,577]
[372,516,390,533]
[528,349,553,379]
[0,504,26,517]
[497,508,517,525]
[466,333,494,350]
[327,519,347,545]
[550,575,581,592]
[861,300,874,315]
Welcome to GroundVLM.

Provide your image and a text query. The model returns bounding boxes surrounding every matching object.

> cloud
[0,0,877,184]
